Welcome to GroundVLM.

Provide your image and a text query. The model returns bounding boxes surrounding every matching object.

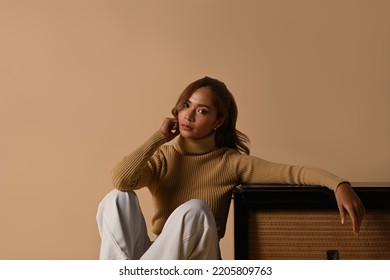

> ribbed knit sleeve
[227,151,347,191]
[112,131,167,191]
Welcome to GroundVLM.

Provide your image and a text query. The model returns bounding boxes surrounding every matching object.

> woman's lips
[181,124,193,131]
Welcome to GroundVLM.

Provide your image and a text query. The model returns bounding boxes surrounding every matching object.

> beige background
[1,0,389,260]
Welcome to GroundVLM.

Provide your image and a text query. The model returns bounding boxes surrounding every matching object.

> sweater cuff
[334,181,351,193]
[152,130,168,144]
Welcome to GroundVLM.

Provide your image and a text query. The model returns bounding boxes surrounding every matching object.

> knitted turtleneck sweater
[112,131,346,239]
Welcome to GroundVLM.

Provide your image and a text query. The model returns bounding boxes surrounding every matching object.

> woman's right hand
[160,117,180,142]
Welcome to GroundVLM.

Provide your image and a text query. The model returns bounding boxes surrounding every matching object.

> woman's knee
[177,199,215,223]
[183,199,209,212]
[98,189,140,214]
[104,189,137,203]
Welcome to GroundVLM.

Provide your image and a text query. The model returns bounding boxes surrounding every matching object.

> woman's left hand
[335,182,365,235]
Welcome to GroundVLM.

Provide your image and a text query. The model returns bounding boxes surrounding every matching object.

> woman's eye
[183,103,190,108]
[197,109,208,115]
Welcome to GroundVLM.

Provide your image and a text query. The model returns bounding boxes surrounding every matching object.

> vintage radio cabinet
[233,184,390,260]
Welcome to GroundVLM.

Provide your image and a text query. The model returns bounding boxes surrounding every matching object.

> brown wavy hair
[171,76,250,154]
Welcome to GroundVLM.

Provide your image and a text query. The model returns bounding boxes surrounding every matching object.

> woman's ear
[214,117,225,130]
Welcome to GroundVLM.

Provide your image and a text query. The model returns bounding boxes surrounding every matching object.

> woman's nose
[185,110,195,121]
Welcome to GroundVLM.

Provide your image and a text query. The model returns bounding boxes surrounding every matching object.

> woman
[97,76,365,260]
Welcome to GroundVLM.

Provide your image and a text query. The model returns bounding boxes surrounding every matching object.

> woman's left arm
[228,152,366,235]
[335,182,365,235]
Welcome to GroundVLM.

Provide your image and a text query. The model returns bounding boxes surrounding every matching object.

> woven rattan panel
[247,210,390,259]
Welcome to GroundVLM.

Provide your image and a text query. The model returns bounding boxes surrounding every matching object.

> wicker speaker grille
[247,210,390,259]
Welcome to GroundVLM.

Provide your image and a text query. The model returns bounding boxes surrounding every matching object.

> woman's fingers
[336,183,365,235]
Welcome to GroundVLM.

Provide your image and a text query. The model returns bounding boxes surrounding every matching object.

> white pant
[96,189,220,260]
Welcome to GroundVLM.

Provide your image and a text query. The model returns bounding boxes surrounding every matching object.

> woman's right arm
[112,130,167,191]
[112,118,179,191]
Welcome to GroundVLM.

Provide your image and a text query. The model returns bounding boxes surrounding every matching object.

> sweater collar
[173,133,216,155]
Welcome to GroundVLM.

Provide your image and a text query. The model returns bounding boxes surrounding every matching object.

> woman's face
[177,86,224,140]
